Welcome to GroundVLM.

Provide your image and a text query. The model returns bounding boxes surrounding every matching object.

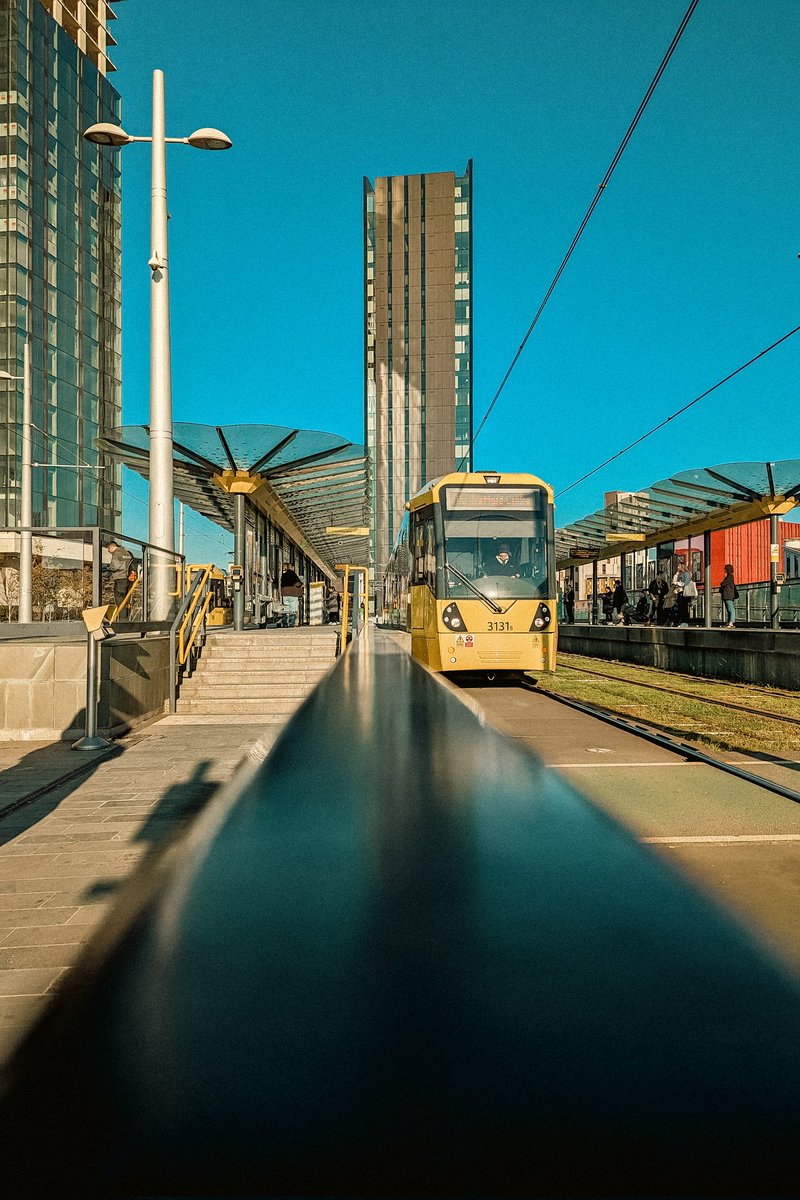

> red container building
[710,519,800,586]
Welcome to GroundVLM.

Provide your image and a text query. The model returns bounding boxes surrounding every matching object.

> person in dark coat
[485,543,519,577]
[565,581,575,624]
[720,563,738,628]
[611,580,628,623]
[601,584,614,624]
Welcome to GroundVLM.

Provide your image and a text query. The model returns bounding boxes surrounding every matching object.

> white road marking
[642,834,800,844]
[557,761,689,768]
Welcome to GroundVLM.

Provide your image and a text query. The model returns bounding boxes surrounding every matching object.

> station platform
[0,626,339,1065]
[559,622,800,689]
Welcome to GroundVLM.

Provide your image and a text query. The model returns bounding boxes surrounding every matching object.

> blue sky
[112,1,800,565]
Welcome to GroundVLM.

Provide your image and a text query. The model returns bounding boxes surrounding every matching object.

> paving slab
[0,715,278,1067]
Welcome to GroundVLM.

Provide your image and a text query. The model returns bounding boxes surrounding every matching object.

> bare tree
[0,568,18,621]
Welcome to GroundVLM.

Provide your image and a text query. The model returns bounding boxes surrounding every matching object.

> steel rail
[520,680,800,806]
[557,661,800,728]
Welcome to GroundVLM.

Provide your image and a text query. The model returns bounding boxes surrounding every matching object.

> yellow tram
[383,471,557,677]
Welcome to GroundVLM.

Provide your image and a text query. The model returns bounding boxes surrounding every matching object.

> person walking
[720,563,739,627]
[106,539,133,616]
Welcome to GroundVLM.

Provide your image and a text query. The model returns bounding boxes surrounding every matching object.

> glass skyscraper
[364,162,473,598]
[0,0,122,531]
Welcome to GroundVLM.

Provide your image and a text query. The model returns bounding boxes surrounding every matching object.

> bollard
[73,605,115,752]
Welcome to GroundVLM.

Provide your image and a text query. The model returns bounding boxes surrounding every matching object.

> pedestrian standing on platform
[280,564,303,628]
[601,585,614,625]
[663,579,680,625]
[672,566,692,627]
[720,563,739,627]
[653,574,669,624]
[647,575,661,623]
[326,588,340,624]
[612,579,628,624]
[565,581,575,624]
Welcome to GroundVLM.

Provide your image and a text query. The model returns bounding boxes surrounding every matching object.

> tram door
[410,507,437,663]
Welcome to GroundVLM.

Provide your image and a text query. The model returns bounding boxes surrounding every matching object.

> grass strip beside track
[533,653,800,759]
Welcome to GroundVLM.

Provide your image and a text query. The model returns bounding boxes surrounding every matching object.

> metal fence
[567,578,800,627]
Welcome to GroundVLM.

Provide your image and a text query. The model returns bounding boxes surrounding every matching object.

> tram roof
[556,460,800,568]
[97,422,370,574]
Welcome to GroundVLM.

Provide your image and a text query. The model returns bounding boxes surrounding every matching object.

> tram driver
[484,542,520,578]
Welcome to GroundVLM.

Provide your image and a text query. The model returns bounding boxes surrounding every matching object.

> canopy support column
[591,560,598,625]
[704,530,712,628]
[770,514,780,629]
[233,492,246,632]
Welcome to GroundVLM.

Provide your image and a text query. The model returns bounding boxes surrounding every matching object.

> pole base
[72,734,113,752]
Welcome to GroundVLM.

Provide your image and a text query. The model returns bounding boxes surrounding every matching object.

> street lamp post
[0,338,33,623]
[84,69,231,619]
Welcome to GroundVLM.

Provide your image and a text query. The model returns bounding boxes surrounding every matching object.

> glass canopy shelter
[556,460,800,567]
[98,423,370,627]
[555,460,800,629]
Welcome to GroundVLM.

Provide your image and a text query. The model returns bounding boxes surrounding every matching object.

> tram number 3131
[487,620,513,632]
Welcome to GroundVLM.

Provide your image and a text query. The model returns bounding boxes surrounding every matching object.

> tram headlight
[442,602,467,632]
[530,602,552,632]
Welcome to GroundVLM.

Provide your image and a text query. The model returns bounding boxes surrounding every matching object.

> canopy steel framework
[98,423,371,574]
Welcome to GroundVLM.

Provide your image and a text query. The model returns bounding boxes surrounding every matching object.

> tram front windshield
[442,485,550,600]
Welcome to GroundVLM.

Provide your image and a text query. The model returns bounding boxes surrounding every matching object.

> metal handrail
[168,565,212,713]
[4,629,800,1195]
[110,575,142,622]
[178,565,213,665]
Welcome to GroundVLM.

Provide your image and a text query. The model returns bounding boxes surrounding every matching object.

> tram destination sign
[445,486,540,510]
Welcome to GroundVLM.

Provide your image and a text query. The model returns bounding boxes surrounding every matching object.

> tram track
[517,677,800,806]
[556,660,800,729]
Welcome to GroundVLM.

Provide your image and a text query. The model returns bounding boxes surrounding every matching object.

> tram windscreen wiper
[445,561,503,614]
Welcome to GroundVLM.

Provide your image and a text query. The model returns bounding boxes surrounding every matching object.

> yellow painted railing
[178,564,213,665]
[111,576,141,621]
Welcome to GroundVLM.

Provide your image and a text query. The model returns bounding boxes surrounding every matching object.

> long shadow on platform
[80,759,222,904]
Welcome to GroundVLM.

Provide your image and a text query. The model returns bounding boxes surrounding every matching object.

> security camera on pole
[84,71,232,620]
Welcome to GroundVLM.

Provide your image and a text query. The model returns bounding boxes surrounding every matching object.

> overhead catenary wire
[461,0,700,470]
[556,321,800,497]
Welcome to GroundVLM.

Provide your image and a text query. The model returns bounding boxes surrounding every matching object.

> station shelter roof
[98,422,370,575]
[556,460,800,569]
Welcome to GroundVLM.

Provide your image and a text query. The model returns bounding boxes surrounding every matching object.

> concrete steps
[177,629,337,719]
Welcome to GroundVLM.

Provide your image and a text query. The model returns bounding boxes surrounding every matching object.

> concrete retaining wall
[0,634,171,741]
[558,625,800,690]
